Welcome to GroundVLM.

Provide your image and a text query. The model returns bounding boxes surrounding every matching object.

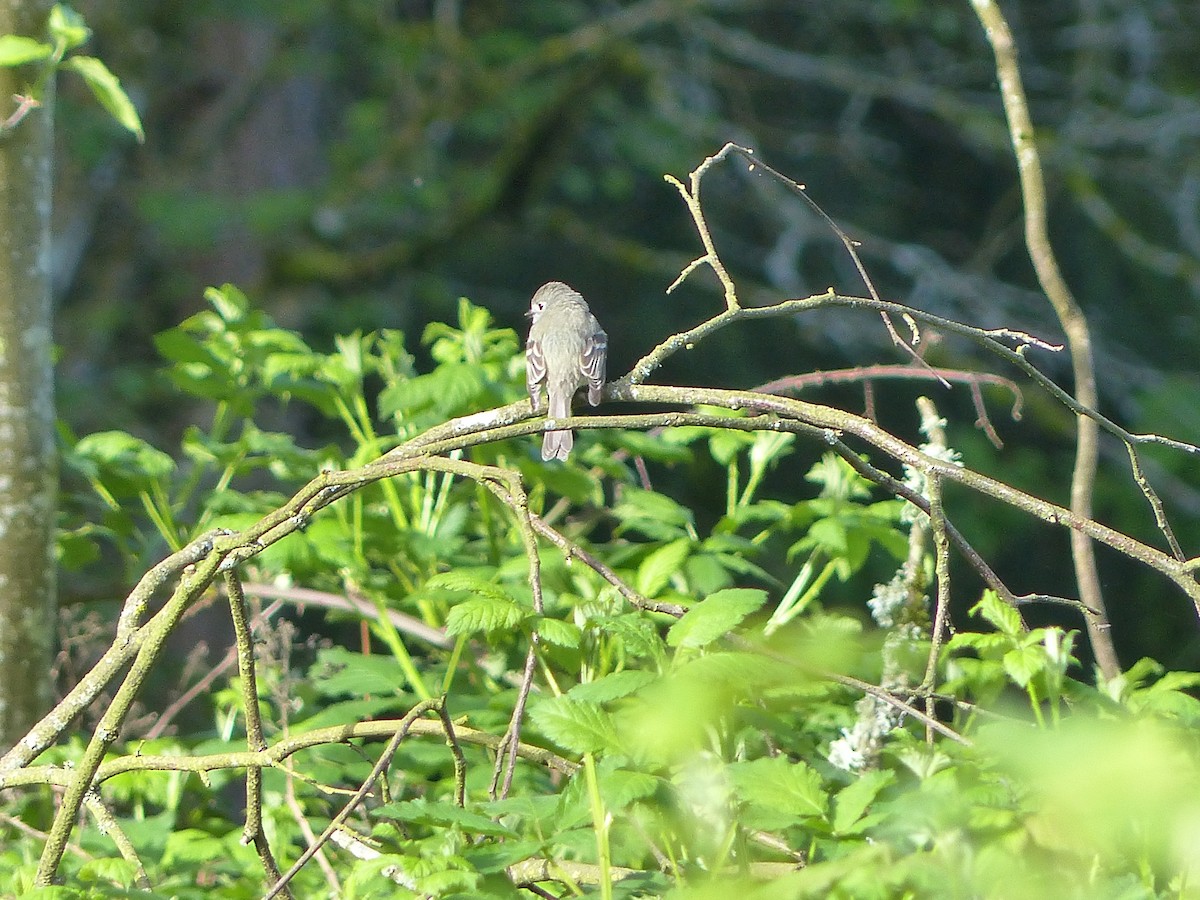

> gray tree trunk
[0,0,58,752]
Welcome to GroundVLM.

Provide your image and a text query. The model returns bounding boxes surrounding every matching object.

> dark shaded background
[50,1,1200,666]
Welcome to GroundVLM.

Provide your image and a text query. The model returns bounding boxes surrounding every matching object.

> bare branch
[971,0,1115,677]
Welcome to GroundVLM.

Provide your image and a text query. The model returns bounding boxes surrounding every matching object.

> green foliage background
[50,0,1200,664]
[4,0,1200,896]
[6,286,1200,896]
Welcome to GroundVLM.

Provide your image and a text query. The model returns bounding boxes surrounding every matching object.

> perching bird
[525,281,608,461]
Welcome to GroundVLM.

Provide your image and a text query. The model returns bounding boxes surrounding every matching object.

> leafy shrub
[6,286,1200,898]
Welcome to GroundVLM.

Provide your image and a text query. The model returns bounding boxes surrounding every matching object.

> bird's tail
[542,387,573,461]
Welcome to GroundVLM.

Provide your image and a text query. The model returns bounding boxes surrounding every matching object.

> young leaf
[832,770,894,835]
[568,670,656,704]
[376,798,517,838]
[729,756,828,824]
[61,55,144,141]
[48,4,91,50]
[426,572,514,603]
[667,588,768,648]
[636,538,691,597]
[530,696,622,755]
[0,35,53,66]
[205,283,250,323]
[533,617,582,648]
[971,589,1022,637]
[444,596,525,636]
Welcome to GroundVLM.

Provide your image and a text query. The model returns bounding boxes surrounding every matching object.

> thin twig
[528,516,684,617]
[757,363,1023,450]
[242,583,451,647]
[923,472,953,741]
[262,699,442,900]
[716,142,950,386]
[84,793,150,889]
[498,643,539,800]
[970,0,1115,677]
[283,769,336,896]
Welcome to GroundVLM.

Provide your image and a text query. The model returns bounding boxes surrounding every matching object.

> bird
[525,281,608,461]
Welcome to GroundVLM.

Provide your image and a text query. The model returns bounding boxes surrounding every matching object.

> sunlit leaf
[636,537,691,597]
[568,670,656,703]
[729,756,828,826]
[530,696,622,754]
[667,588,768,648]
[444,596,525,636]
[0,35,52,66]
[832,770,894,835]
[62,55,144,141]
[48,4,90,50]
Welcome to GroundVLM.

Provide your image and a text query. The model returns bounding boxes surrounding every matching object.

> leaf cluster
[9,292,1200,897]
[0,4,142,140]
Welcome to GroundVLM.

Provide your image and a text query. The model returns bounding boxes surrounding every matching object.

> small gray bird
[525,282,608,461]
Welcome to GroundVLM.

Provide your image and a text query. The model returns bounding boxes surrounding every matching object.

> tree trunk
[0,0,58,752]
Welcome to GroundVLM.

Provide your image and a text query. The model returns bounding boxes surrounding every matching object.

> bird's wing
[582,321,607,407]
[526,336,548,410]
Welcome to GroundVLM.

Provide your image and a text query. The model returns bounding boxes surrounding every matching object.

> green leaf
[729,756,828,825]
[600,614,669,667]
[1003,644,1046,688]
[162,828,227,865]
[311,647,407,698]
[636,537,691,597]
[606,429,693,463]
[57,528,100,570]
[530,696,621,754]
[806,517,849,557]
[72,430,175,486]
[376,798,517,838]
[462,839,544,875]
[77,857,140,886]
[0,35,53,66]
[673,651,781,691]
[517,455,600,503]
[945,631,1010,654]
[48,4,91,50]
[444,596,525,636]
[684,553,734,595]
[708,429,754,465]
[832,770,894,834]
[971,589,1022,637]
[61,55,144,141]
[426,571,513,602]
[378,362,484,420]
[667,588,768,648]
[290,697,403,732]
[611,487,695,540]
[154,327,217,367]
[598,768,660,812]
[534,617,582,648]
[568,670,656,704]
